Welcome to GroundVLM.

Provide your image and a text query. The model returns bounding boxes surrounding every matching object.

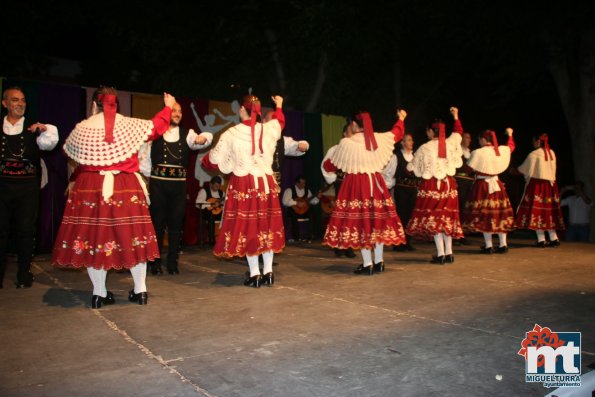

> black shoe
[495,246,508,254]
[334,248,344,257]
[373,261,385,272]
[91,295,104,309]
[430,255,446,264]
[353,264,374,275]
[243,272,261,288]
[150,261,162,275]
[445,254,455,263]
[128,290,148,305]
[344,248,356,258]
[535,241,546,248]
[16,271,34,288]
[548,239,560,248]
[262,272,275,286]
[167,263,180,274]
[480,246,494,254]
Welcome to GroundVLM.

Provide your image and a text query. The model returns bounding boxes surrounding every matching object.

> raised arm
[147,93,175,140]
[505,128,515,153]
[269,95,285,130]
[451,107,463,135]
[391,109,407,142]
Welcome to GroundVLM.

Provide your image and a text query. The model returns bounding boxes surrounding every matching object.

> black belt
[0,159,37,179]
[395,176,417,187]
[150,164,187,180]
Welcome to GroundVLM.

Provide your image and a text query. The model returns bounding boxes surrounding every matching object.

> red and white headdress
[355,112,378,151]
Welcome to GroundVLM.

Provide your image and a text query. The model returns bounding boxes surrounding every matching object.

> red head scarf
[539,133,551,161]
[355,112,377,151]
[432,121,446,158]
[489,130,500,156]
[97,94,117,143]
[242,95,263,155]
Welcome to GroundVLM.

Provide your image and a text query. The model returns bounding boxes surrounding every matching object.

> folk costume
[202,95,285,287]
[462,131,516,253]
[52,94,172,307]
[515,134,564,246]
[393,145,417,250]
[322,113,406,274]
[406,119,464,264]
[0,116,58,288]
[147,125,212,275]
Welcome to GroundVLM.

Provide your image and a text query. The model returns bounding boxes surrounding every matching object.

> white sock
[360,249,373,267]
[498,233,507,247]
[246,255,260,277]
[262,251,274,274]
[87,267,107,297]
[443,233,453,255]
[130,262,147,294]
[373,243,384,263]
[483,232,493,248]
[433,234,445,257]
[536,230,546,243]
[547,230,558,241]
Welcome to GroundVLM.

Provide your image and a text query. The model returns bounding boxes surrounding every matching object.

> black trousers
[149,179,186,266]
[287,208,312,241]
[0,178,39,285]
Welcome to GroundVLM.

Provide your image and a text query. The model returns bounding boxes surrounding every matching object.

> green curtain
[321,114,346,154]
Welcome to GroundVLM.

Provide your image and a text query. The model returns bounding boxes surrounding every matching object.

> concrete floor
[0,235,594,397]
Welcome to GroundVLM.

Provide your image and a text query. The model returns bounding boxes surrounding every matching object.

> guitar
[206,197,223,215]
[320,195,336,215]
[292,197,310,215]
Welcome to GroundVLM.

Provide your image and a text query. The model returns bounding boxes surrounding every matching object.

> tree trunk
[547,30,595,241]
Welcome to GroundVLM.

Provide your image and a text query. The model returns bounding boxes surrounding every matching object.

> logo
[518,324,581,388]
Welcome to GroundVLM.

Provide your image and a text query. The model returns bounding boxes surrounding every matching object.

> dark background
[2,0,595,187]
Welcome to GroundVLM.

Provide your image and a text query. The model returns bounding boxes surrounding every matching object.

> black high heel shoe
[430,255,446,264]
[261,272,275,286]
[243,272,262,288]
[91,291,116,308]
[373,261,385,272]
[445,254,455,263]
[128,290,148,305]
[353,264,374,275]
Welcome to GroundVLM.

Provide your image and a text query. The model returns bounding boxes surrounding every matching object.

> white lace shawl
[329,132,395,174]
[518,148,557,181]
[407,133,463,179]
[467,146,512,175]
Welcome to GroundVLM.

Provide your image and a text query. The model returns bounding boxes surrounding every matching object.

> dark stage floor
[1,236,594,397]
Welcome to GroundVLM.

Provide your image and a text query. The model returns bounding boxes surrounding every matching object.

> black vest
[151,127,191,166]
[205,187,225,200]
[272,137,285,173]
[291,185,307,199]
[394,147,416,186]
[1,122,41,166]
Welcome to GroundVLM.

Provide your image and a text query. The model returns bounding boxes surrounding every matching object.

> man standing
[392,132,417,251]
[1,87,58,288]
[148,102,212,275]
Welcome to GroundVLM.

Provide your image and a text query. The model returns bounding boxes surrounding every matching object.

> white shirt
[3,116,59,151]
[284,136,309,156]
[321,145,338,184]
[139,127,213,177]
[282,186,319,207]
[195,187,223,209]
[561,195,592,225]
[381,154,398,189]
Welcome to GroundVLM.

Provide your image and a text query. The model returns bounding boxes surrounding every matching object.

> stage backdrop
[1,79,349,252]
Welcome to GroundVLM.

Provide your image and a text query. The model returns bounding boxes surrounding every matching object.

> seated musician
[282,175,320,243]
[195,176,225,245]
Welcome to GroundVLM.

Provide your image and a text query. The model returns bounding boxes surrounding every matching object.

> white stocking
[262,251,274,274]
[497,233,507,247]
[373,243,384,263]
[433,234,445,257]
[87,267,107,297]
[246,255,260,277]
[483,232,493,248]
[536,230,546,243]
[547,230,559,241]
[130,262,147,294]
[360,249,373,267]
[443,233,453,255]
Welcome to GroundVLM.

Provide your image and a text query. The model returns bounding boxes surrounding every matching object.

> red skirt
[515,178,565,230]
[463,179,515,233]
[52,172,159,270]
[214,174,285,258]
[323,173,406,249]
[406,176,463,240]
